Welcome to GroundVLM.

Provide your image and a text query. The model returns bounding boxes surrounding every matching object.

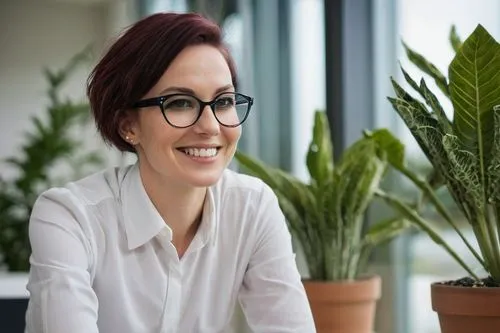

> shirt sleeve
[25,188,99,333]
[238,184,316,333]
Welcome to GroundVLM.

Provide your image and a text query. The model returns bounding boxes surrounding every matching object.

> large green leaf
[450,24,500,195]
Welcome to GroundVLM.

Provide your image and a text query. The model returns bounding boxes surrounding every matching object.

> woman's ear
[118,110,139,145]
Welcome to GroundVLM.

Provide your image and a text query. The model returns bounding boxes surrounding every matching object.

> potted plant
[234,111,409,333]
[0,48,105,332]
[374,24,500,333]
[0,47,104,273]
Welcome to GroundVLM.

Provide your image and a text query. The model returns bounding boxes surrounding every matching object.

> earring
[125,135,135,145]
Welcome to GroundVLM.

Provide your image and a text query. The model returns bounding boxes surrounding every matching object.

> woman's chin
[185,170,224,188]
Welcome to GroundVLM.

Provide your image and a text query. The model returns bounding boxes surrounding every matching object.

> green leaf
[400,65,423,99]
[487,107,500,203]
[419,79,453,133]
[338,139,387,220]
[398,66,452,132]
[449,25,463,53]
[234,150,317,227]
[234,151,281,189]
[449,24,500,195]
[366,128,406,171]
[442,134,482,209]
[306,111,334,186]
[386,94,446,171]
[387,91,473,219]
[402,41,450,98]
[363,217,410,247]
[275,192,305,235]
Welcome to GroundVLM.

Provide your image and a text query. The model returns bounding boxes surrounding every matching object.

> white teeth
[183,147,218,157]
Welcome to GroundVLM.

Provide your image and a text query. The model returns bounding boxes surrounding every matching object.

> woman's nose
[193,105,220,136]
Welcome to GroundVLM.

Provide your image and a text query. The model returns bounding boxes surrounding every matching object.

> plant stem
[471,215,494,278]
[485,205,500,277]
[400,167,485,267]
[492,205,500,281]
[376,189,479,280]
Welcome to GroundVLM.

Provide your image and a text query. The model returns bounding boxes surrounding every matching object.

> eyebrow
[158,84,234,96]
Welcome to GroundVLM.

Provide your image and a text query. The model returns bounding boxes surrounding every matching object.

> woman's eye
[215,98,235,108]
[165,99,193,109]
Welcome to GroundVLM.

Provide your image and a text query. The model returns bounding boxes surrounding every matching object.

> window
[290,0,325,181]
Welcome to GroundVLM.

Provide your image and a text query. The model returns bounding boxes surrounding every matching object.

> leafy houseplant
[373,24,500,332]
[0,49,104,272]
[236,111,407,280]
[235,111,408,333]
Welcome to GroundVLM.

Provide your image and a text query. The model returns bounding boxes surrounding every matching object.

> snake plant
[235,111,408,281]
[375,24,500,283]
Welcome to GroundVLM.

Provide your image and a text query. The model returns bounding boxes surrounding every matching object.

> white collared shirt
[24,163,315,333]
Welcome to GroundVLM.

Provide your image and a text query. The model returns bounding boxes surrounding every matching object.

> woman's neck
[138,164,207,251]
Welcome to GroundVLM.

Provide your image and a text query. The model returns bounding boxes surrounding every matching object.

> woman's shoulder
[37,164,134,209]
[217,168,268,194]
[212,169,286,247]
[213,168,278,207]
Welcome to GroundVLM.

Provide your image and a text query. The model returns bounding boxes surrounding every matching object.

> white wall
[0,0,136,180]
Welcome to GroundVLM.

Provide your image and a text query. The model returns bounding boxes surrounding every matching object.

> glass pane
[290,0,325,182]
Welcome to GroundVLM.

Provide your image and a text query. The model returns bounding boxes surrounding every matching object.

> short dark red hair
[87,12,238,152]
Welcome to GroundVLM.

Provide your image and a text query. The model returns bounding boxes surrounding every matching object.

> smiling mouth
[178,147,220,157]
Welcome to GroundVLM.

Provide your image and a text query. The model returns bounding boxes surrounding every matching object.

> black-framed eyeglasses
[132,92,254,128]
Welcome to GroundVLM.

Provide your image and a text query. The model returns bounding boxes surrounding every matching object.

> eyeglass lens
[162,93,249,127]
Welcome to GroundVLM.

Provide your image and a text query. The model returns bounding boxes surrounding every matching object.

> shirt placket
[157,231,183,333]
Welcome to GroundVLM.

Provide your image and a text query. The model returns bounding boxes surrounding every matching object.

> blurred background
[1,0,499,332]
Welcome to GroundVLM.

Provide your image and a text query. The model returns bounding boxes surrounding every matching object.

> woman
[24,12,315,333]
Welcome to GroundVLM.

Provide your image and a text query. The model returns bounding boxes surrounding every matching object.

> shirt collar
[120,163,218,251]
[190,186,217,251]
[120,163,167,250]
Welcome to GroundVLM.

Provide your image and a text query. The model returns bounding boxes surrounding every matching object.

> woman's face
[124,44,241,188]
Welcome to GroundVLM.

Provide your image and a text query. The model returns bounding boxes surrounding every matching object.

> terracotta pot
[303,275,381,333]
[431,282,500,333]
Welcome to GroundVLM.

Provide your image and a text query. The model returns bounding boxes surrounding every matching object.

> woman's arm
[238,185,316,333]
[25,188,99,333]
